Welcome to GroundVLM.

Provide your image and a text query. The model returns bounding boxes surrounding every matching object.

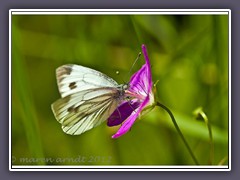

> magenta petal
[142,44,152,85]
[129,44,152,95]
[112,96,150,138]
[129,64,148,94]
[142,44,153,94]
[111,108,140,138]
[107,100,140,126]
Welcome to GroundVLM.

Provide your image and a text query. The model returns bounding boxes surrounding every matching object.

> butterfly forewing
[52,64,126,135]
[56,64,119,98]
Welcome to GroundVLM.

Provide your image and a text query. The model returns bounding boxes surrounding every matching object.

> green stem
[198,110,214,165]
[156,101,199,165]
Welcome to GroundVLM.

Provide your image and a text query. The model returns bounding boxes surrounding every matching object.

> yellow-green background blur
[12,14,229,165]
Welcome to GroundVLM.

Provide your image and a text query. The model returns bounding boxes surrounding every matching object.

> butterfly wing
[52,87,122,135]
[56,64,119,98]
[52,64,124,135]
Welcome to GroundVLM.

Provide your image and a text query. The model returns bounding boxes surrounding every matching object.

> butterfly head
[122,83,129,91]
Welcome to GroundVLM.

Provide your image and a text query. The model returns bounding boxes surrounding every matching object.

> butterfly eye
[126,96,131,100]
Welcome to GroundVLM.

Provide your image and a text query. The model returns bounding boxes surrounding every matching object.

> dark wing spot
[67,106,74,112]
[67,106,78,113]
[69,82,77,90]
[57,66,72,76]
[63,65,72,75]
[56,65,72,83]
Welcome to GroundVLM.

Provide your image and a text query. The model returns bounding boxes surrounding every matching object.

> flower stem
[156,101,199,165]
[193,107,214,165]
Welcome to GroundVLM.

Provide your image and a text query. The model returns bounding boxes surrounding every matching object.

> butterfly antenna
[117,52,141,85]
[125,52,141,81]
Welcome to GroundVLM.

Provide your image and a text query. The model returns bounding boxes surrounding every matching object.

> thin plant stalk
[156,101,199,165]
[194,107,214,165]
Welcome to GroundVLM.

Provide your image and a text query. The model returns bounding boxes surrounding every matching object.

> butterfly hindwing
[51,88,121,135]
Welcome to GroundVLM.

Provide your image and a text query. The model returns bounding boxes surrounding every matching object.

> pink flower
[107,44,155,138]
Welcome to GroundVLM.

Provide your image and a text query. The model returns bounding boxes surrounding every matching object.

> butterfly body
[51,64,128,135]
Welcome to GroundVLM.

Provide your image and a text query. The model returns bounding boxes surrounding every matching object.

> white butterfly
[51,64,128,135]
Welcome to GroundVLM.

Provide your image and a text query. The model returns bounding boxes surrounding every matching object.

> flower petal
[107,100,140,126]
[142,44,152,91]
[129,44,152,96]
[129,64,148,96]
[112,96,150,138]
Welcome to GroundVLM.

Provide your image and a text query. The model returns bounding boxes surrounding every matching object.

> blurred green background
[11,14,229,166]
